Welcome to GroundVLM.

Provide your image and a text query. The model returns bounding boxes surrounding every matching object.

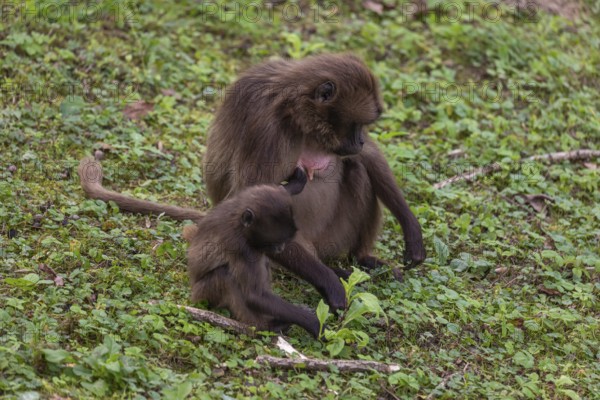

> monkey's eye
[315,81,336,102]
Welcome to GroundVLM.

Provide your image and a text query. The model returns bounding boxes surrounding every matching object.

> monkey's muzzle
[272,243,286,254]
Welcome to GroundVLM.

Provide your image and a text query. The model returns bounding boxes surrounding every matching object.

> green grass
[1,0,599,398]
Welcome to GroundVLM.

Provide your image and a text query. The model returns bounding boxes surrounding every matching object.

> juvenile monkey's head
[239,186,297,254]
[238,167,307,253]
[289,54,384,156]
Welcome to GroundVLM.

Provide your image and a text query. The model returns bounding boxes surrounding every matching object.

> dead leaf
[363,0,383,14]
[447,149,465,158]
[538,285,560,296]
[123,101,154,120]
[97,143,114,152]
[212,368,225,377]
[161,88,181,99]
[156,141,164,152]
[520,194,554,213]
[152,239,163,251]
[38,263,57,276]
[39,263,65,286]
[583,162,597,170]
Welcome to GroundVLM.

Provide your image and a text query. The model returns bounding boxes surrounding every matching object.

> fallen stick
[255,355,400,373]
[152,305,401,374]
[182,305,256,335]
[527,149,600,162]
[434,149,600,189]
[149,302,255,335]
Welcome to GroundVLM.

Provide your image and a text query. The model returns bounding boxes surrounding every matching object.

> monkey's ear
[282,166,307,196]
[241,209,255,227]
[315,81,336,102]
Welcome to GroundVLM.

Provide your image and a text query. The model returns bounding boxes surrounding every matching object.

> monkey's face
[316,80,383,156]
[292,55,383,157]
[241,200,297,254]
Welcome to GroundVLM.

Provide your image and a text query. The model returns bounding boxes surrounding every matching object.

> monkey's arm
[78,157,204,221]
[269,238,346,312]
[245,291,320,338]
[358,140,426,268]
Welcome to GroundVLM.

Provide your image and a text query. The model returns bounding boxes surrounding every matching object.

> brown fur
[183,180,320,337]
[75,54,426,312]
[204,53,426,311]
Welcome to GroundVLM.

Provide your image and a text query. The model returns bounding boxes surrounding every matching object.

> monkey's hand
[356,256,386,271]
[331,267,352,280]
[403,239,426,269]
[322,277,347,312]
[282,166,308,196]
[270,239,347,312]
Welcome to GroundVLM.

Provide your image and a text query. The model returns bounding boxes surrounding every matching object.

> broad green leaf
[513,351,534,369]
[555,375,575,387]
[81,379,108,396]
[316,300,329,337]
[42,349,72,364]
[559,389,581,400]
[162,381,193,400]
[342,300,369,326]
[353,292,387,323]
[326,338,345,357]
[433,237,449,266]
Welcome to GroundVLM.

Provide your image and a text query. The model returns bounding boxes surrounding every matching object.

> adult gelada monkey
[204,53,426,312]
[183,167,320,337]
[78,54,426,312]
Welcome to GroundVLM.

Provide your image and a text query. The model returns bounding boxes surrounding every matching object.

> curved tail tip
[182,224,199,242]
[78,157,103,189]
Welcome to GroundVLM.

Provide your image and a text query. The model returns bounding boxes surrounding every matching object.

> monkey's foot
[357,255,387,270]
[268,321,292,334]
[322,278,347,312]
[403,244,426,270]
[331,267,352,280]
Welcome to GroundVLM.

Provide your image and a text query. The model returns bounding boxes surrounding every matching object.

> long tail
[78,157,205,221]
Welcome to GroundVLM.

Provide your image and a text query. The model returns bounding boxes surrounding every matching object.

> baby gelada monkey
[182,167,320,337]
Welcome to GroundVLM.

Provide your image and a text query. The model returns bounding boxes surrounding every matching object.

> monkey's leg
[246,291,320,338]
[358,139,426,268]
[339,159,386,271]
[192,269,271,329]
[269,238,346,312]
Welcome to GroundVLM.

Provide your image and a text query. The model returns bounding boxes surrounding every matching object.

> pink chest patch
[297,147,335,180]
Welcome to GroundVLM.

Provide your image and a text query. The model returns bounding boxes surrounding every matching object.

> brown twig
[434,149,600,189]
[149,302,255,335]
[182,305,256,335]
[255,355,400,373]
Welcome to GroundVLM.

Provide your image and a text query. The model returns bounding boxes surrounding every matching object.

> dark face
[241,203,297,254]
[310,78,383,157]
